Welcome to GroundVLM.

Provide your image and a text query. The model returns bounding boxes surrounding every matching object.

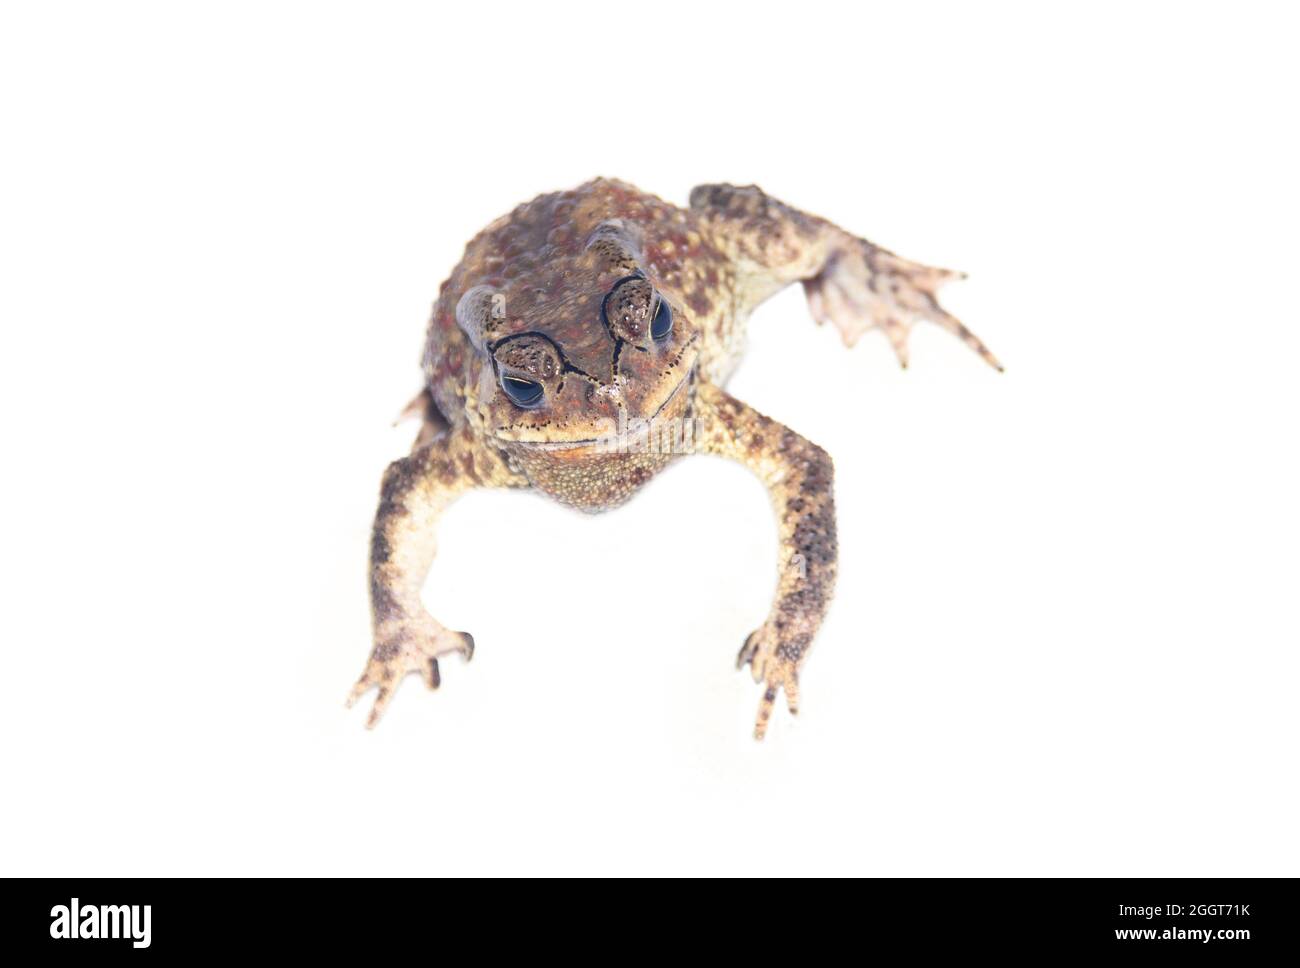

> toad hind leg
[805,243,1001,371]
[693,382,838,739]
[689,182,1001,371]
[349,425,524,728]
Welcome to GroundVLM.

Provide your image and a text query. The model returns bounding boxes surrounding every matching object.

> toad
[349,179,999,738]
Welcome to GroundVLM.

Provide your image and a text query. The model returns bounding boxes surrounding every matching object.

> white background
[2,2,1297,876]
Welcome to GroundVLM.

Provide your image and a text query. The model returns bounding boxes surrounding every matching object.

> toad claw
[739,625,801,740]
[754,661,800,741]
[346,622,475,728]
[804,238,1001,371]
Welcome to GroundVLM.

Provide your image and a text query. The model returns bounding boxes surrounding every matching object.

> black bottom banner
[3,877,1290,958]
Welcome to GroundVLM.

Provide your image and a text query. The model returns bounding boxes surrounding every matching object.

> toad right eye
[500,374,544,408]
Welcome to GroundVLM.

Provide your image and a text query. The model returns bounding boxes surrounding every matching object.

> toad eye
[500,374,544,408]
[651,298,673,341]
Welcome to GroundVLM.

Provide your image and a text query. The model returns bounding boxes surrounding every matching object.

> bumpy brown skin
[348,178,999,738]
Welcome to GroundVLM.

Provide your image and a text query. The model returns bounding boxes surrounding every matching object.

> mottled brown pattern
[691,382,839,736]
[347,426,525,727]
[352,178,999,736]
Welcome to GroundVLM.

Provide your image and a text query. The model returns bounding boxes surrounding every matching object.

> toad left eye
[651,298,673,341]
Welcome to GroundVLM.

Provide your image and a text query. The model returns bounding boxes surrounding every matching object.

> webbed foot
[804,240,1002,371]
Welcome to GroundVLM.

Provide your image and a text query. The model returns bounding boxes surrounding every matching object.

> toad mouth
[499,368,694,451]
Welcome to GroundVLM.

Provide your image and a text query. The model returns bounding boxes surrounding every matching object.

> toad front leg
[690,182,1001,370]
[694,382,838,739]
[348,425,524,727]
